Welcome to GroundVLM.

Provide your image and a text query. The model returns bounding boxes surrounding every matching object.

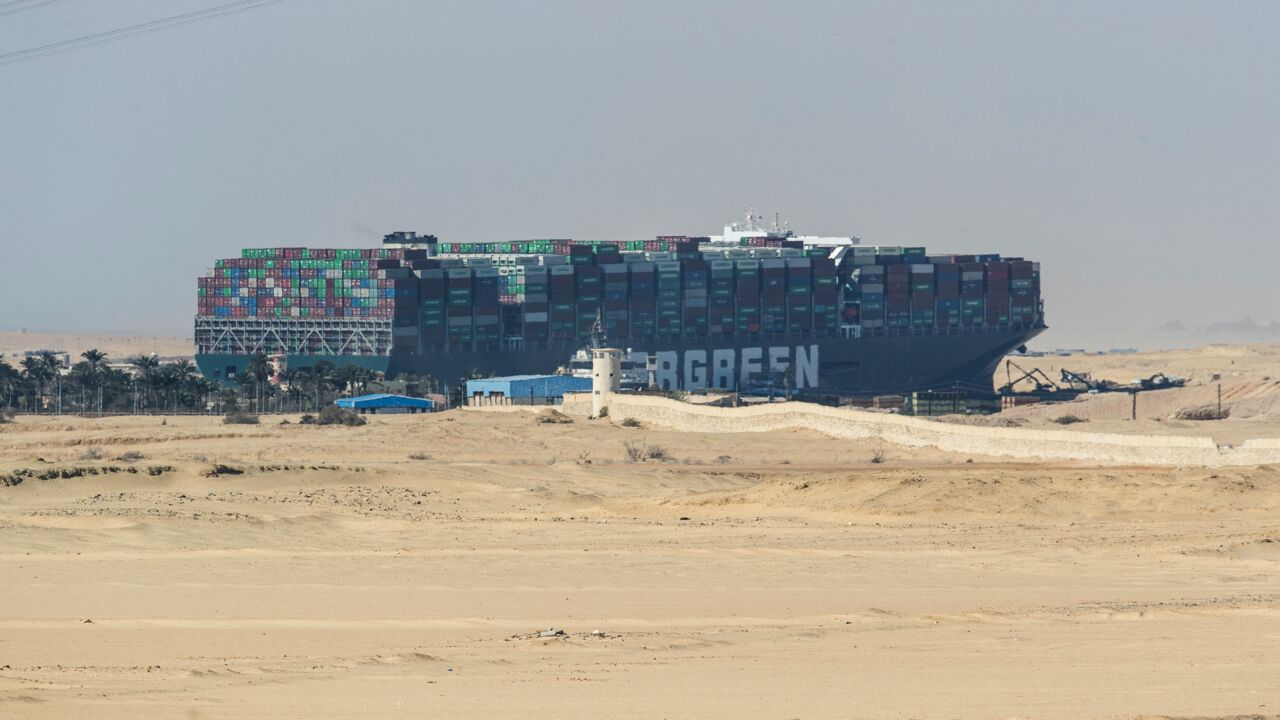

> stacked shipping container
[198,238,1041,357]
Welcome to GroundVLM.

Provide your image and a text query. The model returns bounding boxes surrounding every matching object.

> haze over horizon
[2,0,1276,350]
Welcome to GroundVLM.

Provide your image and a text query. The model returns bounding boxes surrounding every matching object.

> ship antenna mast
[590,308,606,350]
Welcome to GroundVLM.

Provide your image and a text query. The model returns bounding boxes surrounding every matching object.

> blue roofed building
[465,374,592,406]
[334,393,434,414]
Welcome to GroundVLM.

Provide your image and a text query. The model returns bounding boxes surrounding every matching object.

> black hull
[390,325,1043,394]
[198,325,1043,395]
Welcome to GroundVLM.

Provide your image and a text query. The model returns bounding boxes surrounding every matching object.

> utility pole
[1130,390,1137,421]
[1217,383,1223,419]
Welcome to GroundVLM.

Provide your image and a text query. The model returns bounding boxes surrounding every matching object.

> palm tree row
[0,350,221,415]
[1,348,401,416]
[237,354,385,414]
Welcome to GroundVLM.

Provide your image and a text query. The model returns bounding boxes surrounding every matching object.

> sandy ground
[1,411,1278,719]
[985,344,1280,444]
[0,331,194,362]
[1011,343,1280,387]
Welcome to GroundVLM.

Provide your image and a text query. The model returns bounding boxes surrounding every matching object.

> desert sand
[0,331,194,362]
[1,408,1278,719]
[981,345,1280,447]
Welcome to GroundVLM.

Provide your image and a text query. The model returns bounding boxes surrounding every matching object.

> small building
[334,393,434,414]
[466,374,592,406]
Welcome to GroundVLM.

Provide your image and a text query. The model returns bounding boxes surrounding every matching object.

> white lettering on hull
[640,345,819,391]
[655,351,678,391]
[795,345,818,389]
[684,350,707,390]
[712,349,735,390]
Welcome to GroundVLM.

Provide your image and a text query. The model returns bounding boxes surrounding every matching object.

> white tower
[591,347,622,418]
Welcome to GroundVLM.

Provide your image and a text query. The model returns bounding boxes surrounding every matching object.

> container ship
[194,216,1045,394]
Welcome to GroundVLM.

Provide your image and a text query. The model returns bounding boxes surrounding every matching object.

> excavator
[1001,358,1186,399]
[1059,368,1120,393]
[1133,372,1185,391]
[998,359,1062,395]
[1058,368,1184,393]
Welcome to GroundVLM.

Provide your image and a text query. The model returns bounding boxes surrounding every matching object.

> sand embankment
[514,393,1280,466]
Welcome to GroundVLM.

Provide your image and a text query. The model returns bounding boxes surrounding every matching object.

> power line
[0,0,70,18]
[0,0,49,9]
[0,0,290,66]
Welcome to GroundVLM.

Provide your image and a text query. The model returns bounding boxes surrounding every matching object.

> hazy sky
[2,0,1277,349]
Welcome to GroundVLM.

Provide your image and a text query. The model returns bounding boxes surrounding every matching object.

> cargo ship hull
[196,324,1041,395]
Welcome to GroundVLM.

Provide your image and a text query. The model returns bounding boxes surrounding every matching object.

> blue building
[465,374,592,406]
[334,393,434,414]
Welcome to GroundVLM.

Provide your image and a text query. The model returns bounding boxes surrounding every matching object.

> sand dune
[1,410,1279,718]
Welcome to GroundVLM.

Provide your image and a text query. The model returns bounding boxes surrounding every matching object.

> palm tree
[304,360,337,411]
[243,352,271,413]
[167,360,202,412]
[37,352,64,413]
[190,377,218,413]
[20,356,53,412]
[0,359,21,411]
[80,349,108,414]
[156,364,189,412]
[81,349,108,372]
[280,368,303,411]
[129,355,160,412]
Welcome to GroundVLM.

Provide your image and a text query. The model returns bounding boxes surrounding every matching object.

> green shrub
[317,406,366,426]
[1053,414,1086,425]
[224,409,260,425]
